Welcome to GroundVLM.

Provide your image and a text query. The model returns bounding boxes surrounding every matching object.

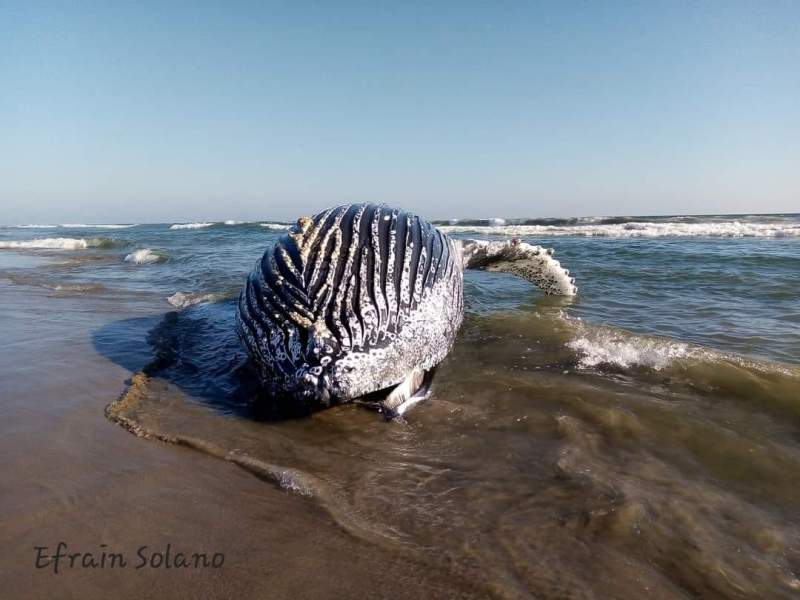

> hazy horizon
[5,209,800,229]
[2,2,798,223]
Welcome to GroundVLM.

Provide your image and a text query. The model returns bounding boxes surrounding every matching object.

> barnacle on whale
[236,203,576,416]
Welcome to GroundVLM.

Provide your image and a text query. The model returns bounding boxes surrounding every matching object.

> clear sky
[1,1,798,223]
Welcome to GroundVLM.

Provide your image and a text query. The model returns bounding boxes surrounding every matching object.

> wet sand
[97,299,800,599]
[0,283,478,599]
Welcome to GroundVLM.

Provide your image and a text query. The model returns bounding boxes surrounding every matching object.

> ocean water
[2,213,800,598]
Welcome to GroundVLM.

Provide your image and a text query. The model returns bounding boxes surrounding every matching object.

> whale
[236,203,576,418]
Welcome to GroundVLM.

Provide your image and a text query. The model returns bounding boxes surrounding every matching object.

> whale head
[236,203,464,411]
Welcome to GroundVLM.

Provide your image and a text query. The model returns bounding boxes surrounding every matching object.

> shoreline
[2,223,799,598]
[0,282,481,599]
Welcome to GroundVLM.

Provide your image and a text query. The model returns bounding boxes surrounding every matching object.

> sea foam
[0,237,99,250]
[259,223,291,230]
[124,249,163,264]
[170,222,214,230]
[567,327,695,370]
[563,318,800,387]
[440,221,800,238]
[60,224,137,229]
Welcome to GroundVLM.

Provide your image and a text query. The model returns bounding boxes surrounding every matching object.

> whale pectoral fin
[460,238,577,296]
[380,367,427,421]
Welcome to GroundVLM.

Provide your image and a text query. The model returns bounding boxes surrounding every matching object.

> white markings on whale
[236,203,576,416]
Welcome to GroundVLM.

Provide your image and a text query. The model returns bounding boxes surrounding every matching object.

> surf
[0,237,118,250]
[97,298,800,598]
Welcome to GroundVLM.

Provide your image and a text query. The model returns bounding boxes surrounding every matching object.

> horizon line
[4,210,800,228]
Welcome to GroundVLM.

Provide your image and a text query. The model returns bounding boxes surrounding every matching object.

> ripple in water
[99,299,800,599]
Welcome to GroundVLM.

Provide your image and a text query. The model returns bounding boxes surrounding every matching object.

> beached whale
[236,203,576,417]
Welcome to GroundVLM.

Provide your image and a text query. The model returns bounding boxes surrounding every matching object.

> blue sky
[1,1,798,223]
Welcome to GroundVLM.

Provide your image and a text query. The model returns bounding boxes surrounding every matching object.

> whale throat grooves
[235,203,463,405]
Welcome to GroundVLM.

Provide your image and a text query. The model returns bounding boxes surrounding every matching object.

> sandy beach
[0,281,481,599]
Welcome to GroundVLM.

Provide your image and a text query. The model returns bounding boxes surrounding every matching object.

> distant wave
[440,218,508,226]
[5,224,135,230]
[224,220,245,225]
[170,222,214,230]
[60,223,137,229]
[0,237,116,250]
[259,222,291,230]
[124,248,165,264]
[440,221,800,238]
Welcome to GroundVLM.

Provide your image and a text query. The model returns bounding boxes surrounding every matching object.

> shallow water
[2,214,800,598]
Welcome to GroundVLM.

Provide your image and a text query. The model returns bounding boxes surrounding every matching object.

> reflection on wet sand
[0,284,477,600]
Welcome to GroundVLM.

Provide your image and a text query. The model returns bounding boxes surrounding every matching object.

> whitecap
[60,224,137,229]
[169,222,214,230]
[124,249,163,264]
[259,223,290,230]
[0,237,91,250]
[567,329,695,370]
[440,221,800,238]
[9,224,59,229]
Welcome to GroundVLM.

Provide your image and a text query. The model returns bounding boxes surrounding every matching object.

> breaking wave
[259,222,291,230]
[124,249,166,264]
[567,324,700,370]
[96,299,800,599]
[440,221,800,238]
[170,222,214,230]
[563,317,800,384]
[0,237,116,250]
[60,223,137,229]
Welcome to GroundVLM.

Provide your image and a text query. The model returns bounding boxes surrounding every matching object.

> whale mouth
[354,367,438,416]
